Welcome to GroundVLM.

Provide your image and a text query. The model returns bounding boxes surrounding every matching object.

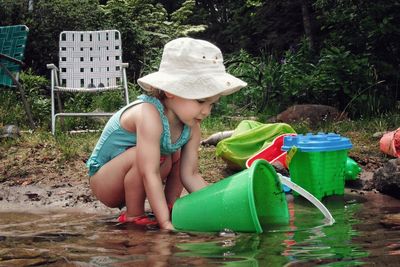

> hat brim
[137,71,247,100]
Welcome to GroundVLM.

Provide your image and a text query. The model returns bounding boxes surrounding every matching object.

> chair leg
[0,63,35,129]
[51,87,56,135]
[52,92,65,134]
[56,92,65,130]
[16,82,35,129]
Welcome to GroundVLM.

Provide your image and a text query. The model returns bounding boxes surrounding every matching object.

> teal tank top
[86,95,191,176]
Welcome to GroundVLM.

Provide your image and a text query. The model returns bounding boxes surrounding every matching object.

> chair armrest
[46,63,59,71]
[0,53,25,66]
[47,63,60,86]
[121,62,129,68]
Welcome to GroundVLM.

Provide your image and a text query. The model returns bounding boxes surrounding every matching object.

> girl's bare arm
[179,122,208,193]
[136,104,173,229]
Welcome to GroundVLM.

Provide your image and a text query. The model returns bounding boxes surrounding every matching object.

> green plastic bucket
[172,160,289,233]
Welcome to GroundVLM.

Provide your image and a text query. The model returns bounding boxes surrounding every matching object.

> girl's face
[165,94,220,126]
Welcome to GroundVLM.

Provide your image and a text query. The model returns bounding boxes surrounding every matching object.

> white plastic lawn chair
[47,30,129,134]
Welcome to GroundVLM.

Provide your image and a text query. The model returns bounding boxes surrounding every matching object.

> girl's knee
[90,176,124,208]
[89,174,104,196]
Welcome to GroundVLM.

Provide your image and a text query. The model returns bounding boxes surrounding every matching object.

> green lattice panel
[0,25,28,87]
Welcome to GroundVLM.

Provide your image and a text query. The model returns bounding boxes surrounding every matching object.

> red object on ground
[395,130,400,152]
[380,128,400,158]
[118,212,158,226]
[118,203,173,226]
[246,133,297,169]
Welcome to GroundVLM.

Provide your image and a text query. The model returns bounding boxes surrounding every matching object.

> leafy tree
[314,0,400,105]
[156,0,186,14]
[102,0,204,80]
[191,0,305,56]
[1,0,399,123]
[0,0,30,25]
[1,0,202,80]
[25,0,104,75]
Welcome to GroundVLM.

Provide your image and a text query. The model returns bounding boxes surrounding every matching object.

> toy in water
[380,128,400,158]
[172,160,335,233]
[344,157,361,181]
[246,133,296,193]
[278,174,335,226]
[215,120,296,170]
[172,160,289,233]
[246,133,297,169]
[282,133,353,200]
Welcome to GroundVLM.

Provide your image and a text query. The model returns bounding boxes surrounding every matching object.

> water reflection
[0,193,398,266]
[173,196,369,266]
[282,196,369,266]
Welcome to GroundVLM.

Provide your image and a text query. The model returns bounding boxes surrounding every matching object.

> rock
[1,125,20,139]
[269,104,346,126]
[372,159,400,199]
[201,130,234,146]
[346,171,374,190]
[380,213,400,229]
[373,131,386,139]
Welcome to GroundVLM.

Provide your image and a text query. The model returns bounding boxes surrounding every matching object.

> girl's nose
[201,105,212,116]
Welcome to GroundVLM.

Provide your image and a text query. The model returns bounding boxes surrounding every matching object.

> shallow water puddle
[0,192,399,266]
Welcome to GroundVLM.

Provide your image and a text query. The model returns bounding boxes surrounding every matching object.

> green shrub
[0,90,26,127]
[0,70,49,128]
[281,43,383,117]
[223,50,283,116]
[20,70,50,127]
[222,42,385,118]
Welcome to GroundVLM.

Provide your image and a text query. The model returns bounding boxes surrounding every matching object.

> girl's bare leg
[90,147,174,217]
[123,158,147,217]
[164,151,183,206]
[124,154,172,217]
[90,147,138,209]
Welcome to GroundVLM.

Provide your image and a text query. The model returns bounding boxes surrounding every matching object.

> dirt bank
[0,143,233,214]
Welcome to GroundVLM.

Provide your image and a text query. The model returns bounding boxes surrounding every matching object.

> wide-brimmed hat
[137,37,247,99]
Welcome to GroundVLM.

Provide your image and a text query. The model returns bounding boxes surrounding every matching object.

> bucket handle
[278,174,335,226]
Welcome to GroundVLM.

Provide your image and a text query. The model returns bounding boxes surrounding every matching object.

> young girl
[87,37,247,230]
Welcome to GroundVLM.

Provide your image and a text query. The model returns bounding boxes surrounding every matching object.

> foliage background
[0,0,399,130]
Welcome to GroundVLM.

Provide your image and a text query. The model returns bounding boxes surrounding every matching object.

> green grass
[3,112,399,162]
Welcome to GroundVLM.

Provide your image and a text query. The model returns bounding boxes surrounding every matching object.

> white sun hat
[137,37,247,99]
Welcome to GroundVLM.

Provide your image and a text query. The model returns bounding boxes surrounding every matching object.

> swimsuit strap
[137,95,191,154]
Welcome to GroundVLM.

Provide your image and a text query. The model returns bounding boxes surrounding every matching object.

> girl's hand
[159,220,174,231]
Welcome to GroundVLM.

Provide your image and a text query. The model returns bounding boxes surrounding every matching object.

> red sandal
[118,203,174,226]
[117,212,158,226]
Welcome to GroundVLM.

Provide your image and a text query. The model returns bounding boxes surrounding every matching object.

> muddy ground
[0,143,237,214]
[0,133,393,216]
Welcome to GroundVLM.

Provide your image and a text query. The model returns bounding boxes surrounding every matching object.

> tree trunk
[300,0,316,53]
